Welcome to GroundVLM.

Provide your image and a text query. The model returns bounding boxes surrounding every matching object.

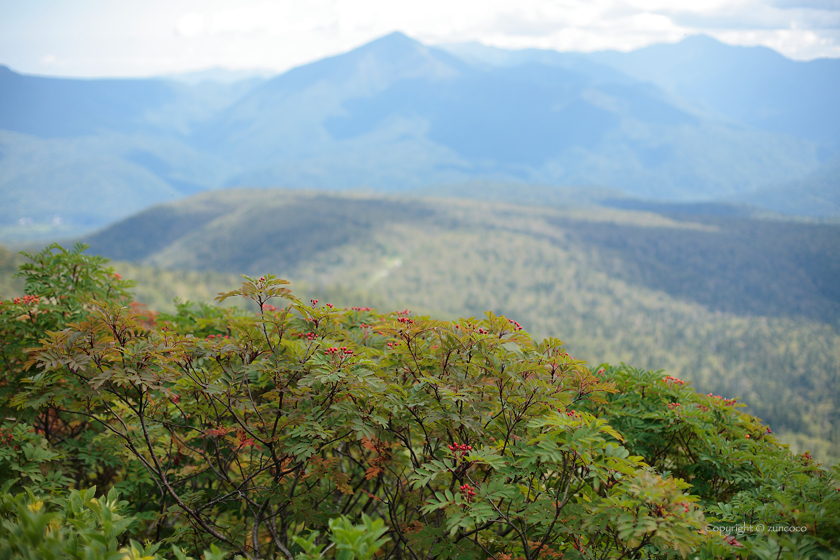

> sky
[1,0,839,78]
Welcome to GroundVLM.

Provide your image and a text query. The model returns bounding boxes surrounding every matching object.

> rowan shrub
[0,244,837,559]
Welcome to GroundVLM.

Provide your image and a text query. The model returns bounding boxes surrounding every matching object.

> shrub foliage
[0,244,837,559]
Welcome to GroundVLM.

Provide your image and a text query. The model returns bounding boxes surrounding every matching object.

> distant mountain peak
[251,29,463,94]
[351,30,459,71]
[369,30,418,45]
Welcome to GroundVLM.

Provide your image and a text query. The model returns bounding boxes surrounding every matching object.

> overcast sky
[1,0,839,78]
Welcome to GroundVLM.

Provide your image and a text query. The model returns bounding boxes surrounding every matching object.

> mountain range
[1,32,839,240]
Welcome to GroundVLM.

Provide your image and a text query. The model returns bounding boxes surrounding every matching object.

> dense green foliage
[76,190,840,462]
[0,244,838,559]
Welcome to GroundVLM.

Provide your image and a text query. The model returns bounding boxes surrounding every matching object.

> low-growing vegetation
[0,243,838,559]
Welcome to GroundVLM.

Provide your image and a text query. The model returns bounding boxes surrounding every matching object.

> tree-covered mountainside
[2,33,838,241]
[1,244,837,559]
[731,156,840,218]
[0,244,25,299]
[84,189,840,323]
[0,69,260,239]
[71,189,840,463]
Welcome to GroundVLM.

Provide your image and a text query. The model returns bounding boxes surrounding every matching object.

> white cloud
[175,12,206,38]
[714,27,840,57]
[0,0,837,77]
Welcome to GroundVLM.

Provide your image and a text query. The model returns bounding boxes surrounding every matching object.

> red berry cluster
[351,307,372,312]
[664,376,685,385]
[206,334,230,340]
[386,341,401,349]
[325,346,354,356]
[448,442,472,458]
[696,404,709,412]
[112,273,122,280]
[679,502,690,513]
[667,402,681,410]
[0,427,13,446]
[310,299,319,307]
[707,393,737,406]
[395,309,411,315]
[459,484,476,503]
[397,317,414,325]
[12,295,40,305]
[261,303,279,312]
[507,319,523,331]
[561,409,580,419]
[297,332,317,341]
[454,323,489,335]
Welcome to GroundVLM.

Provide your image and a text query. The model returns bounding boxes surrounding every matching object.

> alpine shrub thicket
[0,244,837,559]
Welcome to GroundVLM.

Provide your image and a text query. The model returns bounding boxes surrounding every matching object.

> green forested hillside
[0,244,25,298]
[74,189,840,462]
[732,156,840,218]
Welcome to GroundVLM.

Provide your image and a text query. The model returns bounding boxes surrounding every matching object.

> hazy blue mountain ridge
[204,32,821,198]
[587,36,840,154]
[731,156,840,217]
[1,32,837,240]
[0,68,263,237]
[442,36,840,155]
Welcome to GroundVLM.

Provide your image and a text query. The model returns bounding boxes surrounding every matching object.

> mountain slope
[201,32,819,199]
[0,68,266,238]
[587,35,840,153]
[0,130,231,240]
[0,64,265,138]
[731,157,840,218]
[0,65,178,138]
[441,35,840,156]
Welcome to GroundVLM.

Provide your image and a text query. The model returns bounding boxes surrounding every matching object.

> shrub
[1,245,837,559]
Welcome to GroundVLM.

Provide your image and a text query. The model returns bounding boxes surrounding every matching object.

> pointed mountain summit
[196,31,468,162]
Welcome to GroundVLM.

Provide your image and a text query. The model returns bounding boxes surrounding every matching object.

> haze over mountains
[1,31,839,239]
